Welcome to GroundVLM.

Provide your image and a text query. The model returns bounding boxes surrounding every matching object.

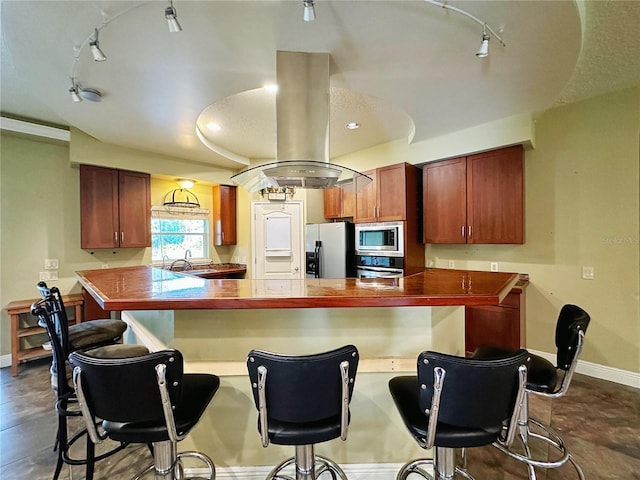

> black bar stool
[389,349,529,479]
[37,282,131,374]
[472,304,590,479]
[70,349,220,480]
[31,296,149,480]
[246,345,359,480]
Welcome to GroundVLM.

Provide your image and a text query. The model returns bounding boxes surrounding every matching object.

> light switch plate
[582,266,594,280]
[44,258,59,269]
[39,271,59,281]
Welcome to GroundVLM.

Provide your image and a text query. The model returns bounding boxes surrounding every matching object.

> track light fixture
[476,24,490,58]
[69,84,82,103]
[165,0,182,32]
[424,0,505,57]
[303,0,316,22]
[69,81,103,103]
[89,28,107,62]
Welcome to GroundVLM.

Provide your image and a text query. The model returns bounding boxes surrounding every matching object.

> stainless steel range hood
[230,51,371,191]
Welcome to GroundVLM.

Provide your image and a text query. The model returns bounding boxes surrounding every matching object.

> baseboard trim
[2,347,637,389]
[188,463,410,480]
[0,353,11,369]
[528,349,640,389]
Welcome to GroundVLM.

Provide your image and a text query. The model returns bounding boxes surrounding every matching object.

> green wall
[334,86,640,374]
[2,86,639,375]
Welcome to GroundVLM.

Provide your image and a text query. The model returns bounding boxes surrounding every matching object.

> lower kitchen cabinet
[464,278,527,356]
[83,288,111,321]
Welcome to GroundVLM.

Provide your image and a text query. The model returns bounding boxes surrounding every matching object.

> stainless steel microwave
[355,221,404,256]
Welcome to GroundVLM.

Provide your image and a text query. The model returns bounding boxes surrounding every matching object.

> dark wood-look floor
[1,358,638,479]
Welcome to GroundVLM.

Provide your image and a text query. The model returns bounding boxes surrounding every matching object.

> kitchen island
[74,265,521,470]
[76,265,518,311]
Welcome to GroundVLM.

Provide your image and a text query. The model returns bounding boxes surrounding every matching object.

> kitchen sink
[165,262,247,279]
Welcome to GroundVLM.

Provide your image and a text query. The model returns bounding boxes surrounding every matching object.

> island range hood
[230,51,372,191]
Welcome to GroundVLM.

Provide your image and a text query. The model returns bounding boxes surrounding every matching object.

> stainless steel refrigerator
[305,222,355,278]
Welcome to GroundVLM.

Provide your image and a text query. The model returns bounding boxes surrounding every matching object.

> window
[151,207,210,262]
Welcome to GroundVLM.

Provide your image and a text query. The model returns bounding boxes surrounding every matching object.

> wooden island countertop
[76,266,519,311]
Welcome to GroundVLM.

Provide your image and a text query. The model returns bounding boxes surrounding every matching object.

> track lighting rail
[67,0,507,103]
[424,0,506,47]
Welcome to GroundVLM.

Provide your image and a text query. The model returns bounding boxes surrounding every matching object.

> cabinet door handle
[467,226,472,238]
[115,231,118,244]
[461,226,465,238]
[121,231,124,244]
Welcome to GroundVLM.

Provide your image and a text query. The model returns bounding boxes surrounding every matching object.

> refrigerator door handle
[315,241,322,278]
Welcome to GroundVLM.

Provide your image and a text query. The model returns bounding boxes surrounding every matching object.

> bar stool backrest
[36,282,72,357]
[555,304,591,371]
[247,345,359,424]
[417,349,529,431]
[31,297,72,396]
[69,350,184,425]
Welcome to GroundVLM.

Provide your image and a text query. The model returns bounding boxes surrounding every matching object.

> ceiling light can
[78,88,103,102]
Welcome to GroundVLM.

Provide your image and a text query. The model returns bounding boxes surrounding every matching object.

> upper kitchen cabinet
[80,165,151,249]
[323,185,355,219]
[212,184,237,245]
[423,145,524,244]
[354,163,420,223]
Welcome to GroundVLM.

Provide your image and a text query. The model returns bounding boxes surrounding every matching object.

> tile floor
[1,357,638,479]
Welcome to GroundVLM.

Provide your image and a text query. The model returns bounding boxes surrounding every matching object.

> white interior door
[252,201,304,280]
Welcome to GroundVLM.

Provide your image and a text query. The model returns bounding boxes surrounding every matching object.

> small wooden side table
[5,294,84,376]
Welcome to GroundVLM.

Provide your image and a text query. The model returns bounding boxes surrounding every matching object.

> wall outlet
[582,266,595,280]
[448,260,455,268]
[39,271,58,281]
[44,258,59,269]
[490,262,498,272]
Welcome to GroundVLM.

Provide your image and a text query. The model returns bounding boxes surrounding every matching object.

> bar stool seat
[31,297,149,480]
[389,349,530,480]
[70,349,219,480]
[472,303,590,480]
[246,345,359,480]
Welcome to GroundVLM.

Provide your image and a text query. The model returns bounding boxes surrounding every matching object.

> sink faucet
[162,254,170,269]
[169,258,193,271]
[184,249,192,260]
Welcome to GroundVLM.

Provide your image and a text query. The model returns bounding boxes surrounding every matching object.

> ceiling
[2,1,640,172]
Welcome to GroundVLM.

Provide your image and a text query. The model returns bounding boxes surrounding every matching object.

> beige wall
[2,86,639,374]
[335,86,640,374]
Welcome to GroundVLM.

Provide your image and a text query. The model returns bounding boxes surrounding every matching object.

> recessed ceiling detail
[4,1,636,171]
[196,85,415,163]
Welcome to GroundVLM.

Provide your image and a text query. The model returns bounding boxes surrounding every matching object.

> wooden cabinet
[323,186,354,218]
[80,165,151,249]
[212,185,237,245]
[6,294,83,376]
[83,288,111,321]
[465,282,526,356]
[354,163,420,223]
[422,145,524,244]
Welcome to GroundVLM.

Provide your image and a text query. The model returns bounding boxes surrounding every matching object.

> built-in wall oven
[355,255,404,279]
[355,221,404,257]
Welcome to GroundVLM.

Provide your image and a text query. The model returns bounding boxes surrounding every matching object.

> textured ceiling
[1,1,639,171]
